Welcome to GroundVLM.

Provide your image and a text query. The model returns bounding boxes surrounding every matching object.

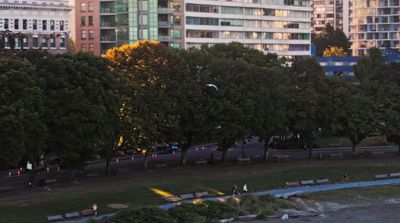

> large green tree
[312,23,352,56]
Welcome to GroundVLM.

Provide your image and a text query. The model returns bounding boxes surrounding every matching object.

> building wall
[75,0,100,55]
[184,0,312,58]
[312,0,349,34]
[0,0,71,53]
[349,0,400,56]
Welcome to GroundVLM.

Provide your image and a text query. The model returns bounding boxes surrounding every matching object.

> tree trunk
[222,148,228,163]
[106,158,111,175]
[143,150,149,170]
[398,145,400,156]
[352,144,357,156]
[180,146,189,166]
[308,147,312,159]
[263,141,269,161]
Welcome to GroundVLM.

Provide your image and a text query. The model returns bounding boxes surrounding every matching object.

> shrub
[103,207,176,223]
[168,201,237,222]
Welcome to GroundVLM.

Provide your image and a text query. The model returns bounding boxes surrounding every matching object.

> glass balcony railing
[158,35,171,41]
[158,21,173,27]
[100,36,116,42]
[100,8,116,13]
[158,7,175,14]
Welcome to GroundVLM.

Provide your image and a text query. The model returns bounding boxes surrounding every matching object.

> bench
[285,181,300,187]
[329,153,343,159]
[155,163,167,168]
[195,160,208,165]
[374,174,389,180]
[274,154,290,160]
[316,178,330,185]
[47,215,64,222]
[195,191,209,198]
[389,173,400,178]
[300,180,315,186]
[179,193,195,200]
[64,212,80,219]
[0,186,12,193]
[237,157,251,164]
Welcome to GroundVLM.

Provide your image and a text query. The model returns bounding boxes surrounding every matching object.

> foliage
[323,47,347,57]
[354,48,386,84]
[103,207,176,223]
[312,24,351,56]
[168,201,237,222]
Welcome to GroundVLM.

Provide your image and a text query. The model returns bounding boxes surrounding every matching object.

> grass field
[2,157,400,223]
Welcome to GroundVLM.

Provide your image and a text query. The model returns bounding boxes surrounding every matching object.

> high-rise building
[349,0,400,56]
[0,0,71,53]
[184,0,313,58]
[75,0,184,55]
[312,0,349,35]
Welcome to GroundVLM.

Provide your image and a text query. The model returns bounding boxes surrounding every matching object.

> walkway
[62,178,400,223]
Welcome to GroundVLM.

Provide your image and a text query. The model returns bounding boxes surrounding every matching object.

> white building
[349,0,400,56]
[184,0,312,58]
[312,0,349,35]
[0,0,71,53]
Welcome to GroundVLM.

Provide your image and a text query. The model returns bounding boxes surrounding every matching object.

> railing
[158,7,175,14]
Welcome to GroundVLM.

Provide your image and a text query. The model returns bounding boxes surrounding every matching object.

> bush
[168,201,237,222]
[103,207,176,223]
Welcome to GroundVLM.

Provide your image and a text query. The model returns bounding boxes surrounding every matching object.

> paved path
[63,178,400,223]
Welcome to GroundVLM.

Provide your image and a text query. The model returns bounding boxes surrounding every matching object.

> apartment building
[0,0,71,53]
[312,0,349,35]
[184,0,313,58]
[349,0,400,56]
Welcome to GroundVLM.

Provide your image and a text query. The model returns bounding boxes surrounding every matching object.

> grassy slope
[1,157,400,222]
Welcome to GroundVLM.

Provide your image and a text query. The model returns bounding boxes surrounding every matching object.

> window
[50,38,56,48]
[81,30,87,39]
[172,30,181,39]
[88,2,93,11]
[33,20,37,30]
[81,44,86,51]
[60,38,65,48]
[89,30,94,39]
[23,19,27,30]
[42,20,47,30]
[81,16,86,26]
[4,19,9,29]
[14,19,19,29]
[41,37,48,48]
[50,20,55,30]
[88,16,93,26]
[32,37,38,48]
[60,21,64,31]
[80,3,86,11]
[89,43,93,52]
[22,37,27,48]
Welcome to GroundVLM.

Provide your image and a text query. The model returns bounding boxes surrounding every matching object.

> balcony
[158,35,171,42]
[100,8,116,14]
[158,7,175,14]
[100,36,116,42]
[158,21,173,27]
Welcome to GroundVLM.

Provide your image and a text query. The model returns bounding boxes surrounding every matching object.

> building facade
[184,0,313,58]
[75,0,100,54]
[349,0,400,56]
[312,0,349,35]
[0,0,71,53]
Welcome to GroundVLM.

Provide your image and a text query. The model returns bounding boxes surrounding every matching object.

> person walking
[232,185,238,195]
[343,173,349,182]
[92,203,98,215]
[243,184,248,193]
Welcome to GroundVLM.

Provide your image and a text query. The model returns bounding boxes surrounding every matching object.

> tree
[354,48,386,84]
[312,24,351,56]
[323,47,347,57]
[0,53,46,169]
[328,78,375,155]
[103,40,185,169]
[289,57,329,158]
[36,53,120,175]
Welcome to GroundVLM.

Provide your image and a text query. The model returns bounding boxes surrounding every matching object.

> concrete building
[312,0,349,35]
[0,0,71,53]
[184,0,313,58]
[349,0,400,56]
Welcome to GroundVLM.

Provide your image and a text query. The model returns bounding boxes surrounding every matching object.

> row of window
[81,30,95,40]
[80,2,94,12]
[81,16,94,26]
[81,43,94,52]
[186,17,309,29]
[2,37,65,49]
[219,0,310,7]
[186,4,310,18]
[186,42,310,52]
[0,18,65,31]
[186,30,310,40]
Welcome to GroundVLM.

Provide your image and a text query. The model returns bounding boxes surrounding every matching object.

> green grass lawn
[2,157,400,223]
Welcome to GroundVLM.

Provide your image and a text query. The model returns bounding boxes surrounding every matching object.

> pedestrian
[232,185,238,195]
[243,184,248,193]
[343,172,349,182]
[92,203,98,215]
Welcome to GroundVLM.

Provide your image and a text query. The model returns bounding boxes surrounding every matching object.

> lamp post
[204,83,219,164]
